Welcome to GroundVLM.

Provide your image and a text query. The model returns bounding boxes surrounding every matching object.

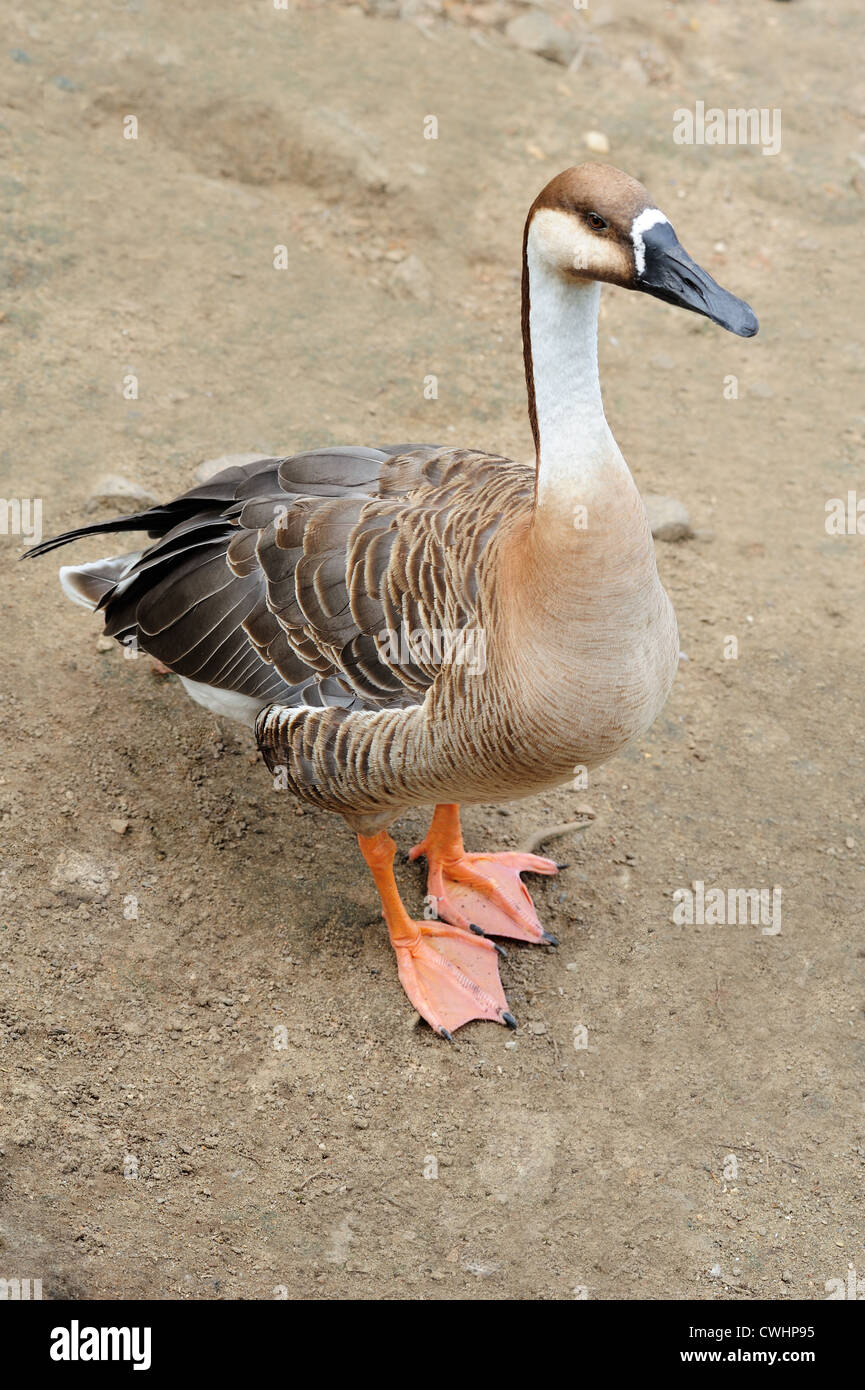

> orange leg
[358,830,517,1039]
[408,803,559,945]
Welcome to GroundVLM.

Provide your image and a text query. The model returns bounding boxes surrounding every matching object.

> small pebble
[583,130,611,154]
[85,474,158,514]
[389,253,432,304]
[643,493,694,543]
[505,13,579,66]
[50,849,112,902]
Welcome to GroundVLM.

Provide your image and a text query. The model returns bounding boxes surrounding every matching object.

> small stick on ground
[295,1169,328,1191]
[518,821,592,855]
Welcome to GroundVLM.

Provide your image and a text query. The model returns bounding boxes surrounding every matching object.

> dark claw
[541,931,559,946]
[439,1027,454,1042]
[469,922,507,958]
[502,1012,518,1030]
[555,861,569,871]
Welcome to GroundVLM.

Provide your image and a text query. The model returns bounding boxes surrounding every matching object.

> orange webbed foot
[358,827,518,1038]
[394,921,516,1039]
[410,808,560,945]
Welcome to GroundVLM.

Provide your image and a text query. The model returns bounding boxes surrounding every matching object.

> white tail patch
[59,553,268,727]
[177,676,267,727]
[59,552,142,611]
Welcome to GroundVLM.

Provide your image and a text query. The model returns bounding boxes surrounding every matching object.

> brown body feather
[29,439,677,834]
[252,443,677,834]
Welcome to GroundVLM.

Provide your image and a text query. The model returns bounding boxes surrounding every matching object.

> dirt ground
[1,0,863,1301]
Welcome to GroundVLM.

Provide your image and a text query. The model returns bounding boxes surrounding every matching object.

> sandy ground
[1,0,863,1301]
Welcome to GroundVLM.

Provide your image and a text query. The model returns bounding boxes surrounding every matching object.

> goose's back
[95,444,534,713]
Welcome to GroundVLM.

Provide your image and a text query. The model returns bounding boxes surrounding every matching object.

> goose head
[526,163,758,337]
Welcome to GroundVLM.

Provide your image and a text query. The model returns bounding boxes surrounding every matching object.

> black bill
[637,219,758,338]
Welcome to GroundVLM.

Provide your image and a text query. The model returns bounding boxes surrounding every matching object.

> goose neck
[522,231,625,513]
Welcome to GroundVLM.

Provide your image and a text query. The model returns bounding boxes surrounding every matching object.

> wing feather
[34,443,532,716]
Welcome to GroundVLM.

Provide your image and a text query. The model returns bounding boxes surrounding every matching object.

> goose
[26,164,757,1039]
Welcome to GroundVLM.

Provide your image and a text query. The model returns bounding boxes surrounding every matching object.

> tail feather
[59,553,142,612]
[22,507,180,560]
[21,458,280,562]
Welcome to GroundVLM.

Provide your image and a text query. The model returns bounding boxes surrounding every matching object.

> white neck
[525,236,625,507]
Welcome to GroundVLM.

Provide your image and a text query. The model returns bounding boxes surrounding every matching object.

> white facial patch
[631,207,670,277]
[530,207,631,283]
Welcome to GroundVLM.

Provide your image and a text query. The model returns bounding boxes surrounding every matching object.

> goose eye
[587,212,608,231]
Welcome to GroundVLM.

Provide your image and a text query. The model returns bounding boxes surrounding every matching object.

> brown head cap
[525,163,660,289]
[532,164,654,223]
